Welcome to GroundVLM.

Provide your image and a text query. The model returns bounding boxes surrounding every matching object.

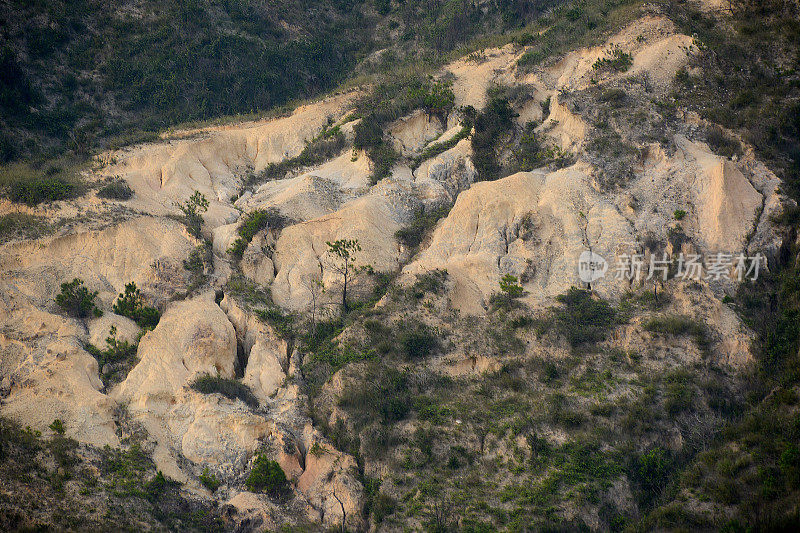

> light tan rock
[236,150,371,223]
[446,44,522,109]
[116,293,238,406]
[0,217,194,308]
[111,293,273,478]
[88,313,140,348]
[220,295,287,400]
[413,138,477,204]
[0,295,119,447]
[99,92,360,228]
[297,433,365,531]
[212,222,240,257]
[676,135,762,252]
[405,167,635,313]
[544,16,694,92]
[240,233,276,287]
[539,93,589,149]
[389,110,444,155]
[271,194,403,310]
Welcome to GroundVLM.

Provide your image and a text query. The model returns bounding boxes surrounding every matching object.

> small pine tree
[177,191,209,238]
[113,282,160,329]
[245,455,288,496]
[55,278,102,318]
[325,239,371,314]
[499,274,524,299]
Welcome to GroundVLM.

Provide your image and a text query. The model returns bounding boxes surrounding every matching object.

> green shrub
[228,208,289,260]
[255,306,295,339]
[112,282,160,329]
[411,124,471,169]
[665,380,695,415]
[190,374,259,409]
[500,273,524,298]
[369,142,400,184]
[395,205,451,250]
[472,96,516,181]
[673,209,687,220]
[629,447,674,508]
[372,492,397,523]
[245,455,288,496]
[0,212,48,241]
[592,47,633,73]
[55,278,102,318]
[177,191,209,238]
[399,322,438,360]
[338,365,411,424]
[97,180,133,200]
[199,467,221,492]
[183,241,213,291]
[85,325,138,386]
[705,126,742,158]
[643,315,710,352]
[599,87,627,106]
[490,274,525,311]
[411,269,448,298]
[554,287,616,347]
[255,130,346,185]
[6,175,75,206]
[48,419,65,435]
[512,121,547,171]
[353,119,385,151]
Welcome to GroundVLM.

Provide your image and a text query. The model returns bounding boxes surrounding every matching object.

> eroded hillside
[2,1,800,531]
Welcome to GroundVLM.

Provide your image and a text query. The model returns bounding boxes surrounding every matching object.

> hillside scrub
[112,282,160,329]
[470,96,517,181]
[228,208,290,260]
[190,374,259,410]
[245,455,288,496]
[55,278,102,318]
[0,161,83,206]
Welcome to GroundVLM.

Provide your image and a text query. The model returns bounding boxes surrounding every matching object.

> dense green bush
[629,447,674,508]
[0,213,47,242]
[183,241,213,292]
[253,129,347,185]
[85,325,139,386]
[410,124,471,169]
[245,455,288,496]
[471,96,516,181]
[97,180,133,200]
[705,126,742,158]
[190,374,259,409]
[554,287,616,347]
[255,306,295,340]
[199,467,221,492]
[112,282,160,329]
[411,269,449,298]
[339,365,412,424]
[490,274,525,310]
[6,175,75,206]
[399,322,439,360]
[592,47,633,73]
[177,191,209,239]
[512,121,573,171]
[228,208,289,260]
[55,278,102,318]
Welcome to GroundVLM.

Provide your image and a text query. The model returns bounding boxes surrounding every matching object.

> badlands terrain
[1,0,800,531]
